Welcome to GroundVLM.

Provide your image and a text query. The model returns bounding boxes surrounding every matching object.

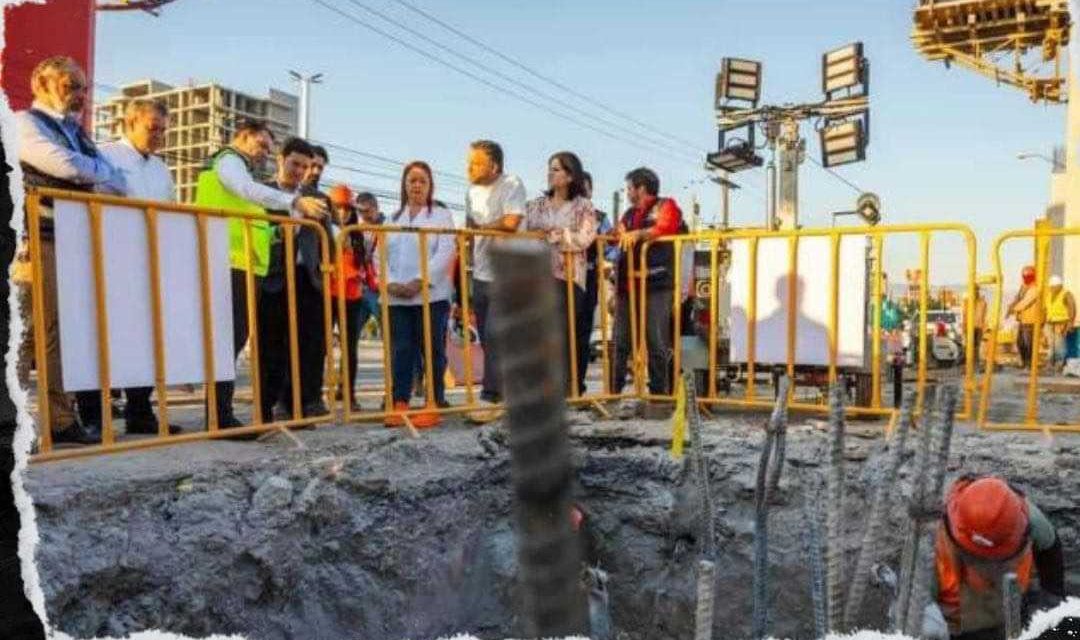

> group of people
[1006,265,1077,372]
[12,56,1070,638]
[15,55,688,443]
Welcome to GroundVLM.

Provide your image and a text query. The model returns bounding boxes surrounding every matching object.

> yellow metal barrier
[331,225,623,429]
[24,188,337,463]
[40,192,1080,462]
[635,223,979,419]
[978,226,1080,433]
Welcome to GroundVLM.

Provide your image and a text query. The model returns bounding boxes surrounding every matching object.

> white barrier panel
[728,235,867,367]
[54,201,235,391]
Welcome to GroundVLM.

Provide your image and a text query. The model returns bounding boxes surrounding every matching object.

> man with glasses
[16,56,127,445]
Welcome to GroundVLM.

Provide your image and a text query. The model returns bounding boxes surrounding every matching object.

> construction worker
[924,475,1065,640]
[195,119,327,433]
[1006,266,1042,370]
[1043,275,1075,373]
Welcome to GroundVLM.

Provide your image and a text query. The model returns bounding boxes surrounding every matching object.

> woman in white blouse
[384,161,456,428]
[524,151,598,393]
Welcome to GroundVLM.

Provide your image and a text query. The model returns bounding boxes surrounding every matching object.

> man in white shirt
[464,139,526,422]
[195,120,327,432]
[72,99,182,436]
[15,56,127,446]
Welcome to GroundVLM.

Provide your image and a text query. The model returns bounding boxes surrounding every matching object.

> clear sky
[94,0,1069,286]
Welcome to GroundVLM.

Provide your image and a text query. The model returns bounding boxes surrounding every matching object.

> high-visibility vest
[194,148,273,276]
[1045,289,1071,324]
[935,524,1034,636]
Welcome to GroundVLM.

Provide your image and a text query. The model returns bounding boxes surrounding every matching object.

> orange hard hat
[329,183,354,208]
[945,476,1029,561]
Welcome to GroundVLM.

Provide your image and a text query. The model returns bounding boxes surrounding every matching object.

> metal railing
[636,224,979,419]
[22,188,1074,463]
[978,226,1080,433]
[24,188,336,462]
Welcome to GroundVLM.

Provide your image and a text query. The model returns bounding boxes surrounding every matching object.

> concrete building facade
[93,79,299,202]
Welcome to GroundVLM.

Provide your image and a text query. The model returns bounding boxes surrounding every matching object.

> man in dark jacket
[610,167,683,416]
[259,137,331,421]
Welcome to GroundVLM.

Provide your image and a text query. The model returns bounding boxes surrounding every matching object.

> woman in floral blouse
[525,151,598,393]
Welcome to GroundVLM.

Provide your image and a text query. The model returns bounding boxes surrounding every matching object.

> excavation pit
[23,413,1080,639]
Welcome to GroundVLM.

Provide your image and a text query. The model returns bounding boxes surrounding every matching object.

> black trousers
[575,265,600,396]
[611,287,674,396]
[211,269,261,424]
[1017,324,1035,369]
[333,297,363,399]
[258,271,327,420]
[471,279,501,403]
[76,386,154,428]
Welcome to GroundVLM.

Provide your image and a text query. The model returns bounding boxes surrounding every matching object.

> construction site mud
[24,410,1080,640]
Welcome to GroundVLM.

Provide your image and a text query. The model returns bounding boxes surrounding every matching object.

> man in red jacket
[610,167,683,417]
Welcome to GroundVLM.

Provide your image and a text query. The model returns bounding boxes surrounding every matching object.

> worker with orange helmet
[925,475,1064,639]
[1007,265,1043,369]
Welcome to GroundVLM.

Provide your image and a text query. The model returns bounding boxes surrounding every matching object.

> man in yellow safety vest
[1044,275,1075,373]
[194,119,327,432]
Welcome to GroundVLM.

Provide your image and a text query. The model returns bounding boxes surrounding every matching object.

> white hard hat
[1049,275,1063,287]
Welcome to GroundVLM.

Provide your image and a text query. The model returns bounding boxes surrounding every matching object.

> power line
[806,155,865,195]
[390,0,705,152]
[306,0,704,167]
[315,139,470,185]
[341,0,700,162]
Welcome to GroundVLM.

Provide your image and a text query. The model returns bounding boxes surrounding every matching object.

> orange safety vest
[329,246,363,301]
[935,525,1034,636]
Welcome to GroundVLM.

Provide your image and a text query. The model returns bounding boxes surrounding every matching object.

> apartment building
[94,79,299,202]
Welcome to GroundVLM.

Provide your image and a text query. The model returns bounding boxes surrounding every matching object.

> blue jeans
[357,290,382,336]
[1049,328,1068,368]
[389,300,450,404]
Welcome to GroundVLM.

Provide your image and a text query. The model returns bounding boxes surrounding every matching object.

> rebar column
[694,559,717,640]
[826,383,847,634]
[905,384,958,636]
[844,390,915,630]
[490,239,587,638]
[803,475,829,640]
[684,371,718,640]
[895,386,937,634]
[684,371,716,558]
[752,376,790,639]
[1004,572,1023,640]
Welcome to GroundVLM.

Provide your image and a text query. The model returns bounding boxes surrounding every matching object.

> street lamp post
[288,70,324,139]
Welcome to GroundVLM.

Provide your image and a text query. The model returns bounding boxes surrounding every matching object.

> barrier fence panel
[24,188,337,463]
[23,194,1023,464]
[636,224,978,420]
[332,225,624,429]
[978,227,1080,433]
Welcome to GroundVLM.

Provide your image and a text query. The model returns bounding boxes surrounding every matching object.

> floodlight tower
[709,44,872,230]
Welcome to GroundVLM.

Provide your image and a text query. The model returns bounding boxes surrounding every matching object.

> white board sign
[728,236,867,367]
[54,201,235,391]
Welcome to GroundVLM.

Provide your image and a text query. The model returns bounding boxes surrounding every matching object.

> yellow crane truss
[912,0,1071,103]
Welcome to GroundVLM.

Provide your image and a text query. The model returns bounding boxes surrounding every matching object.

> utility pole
[612,190,622,222]
[288,70,323,139]
[776,119,805,230]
